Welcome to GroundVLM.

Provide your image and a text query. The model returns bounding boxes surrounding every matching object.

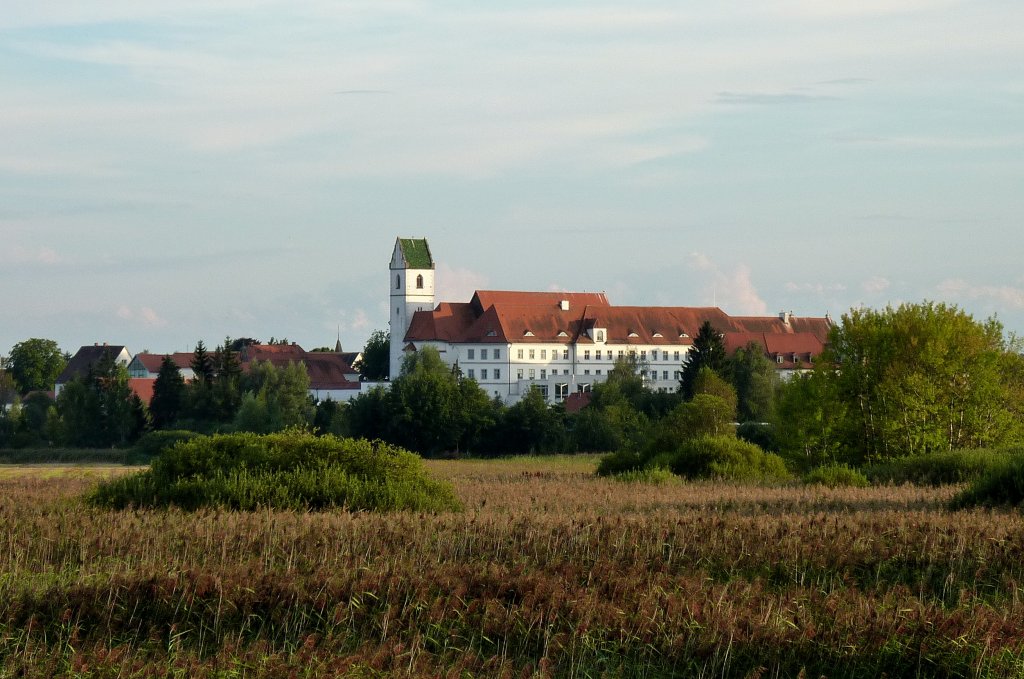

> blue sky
[3,1,1023,357]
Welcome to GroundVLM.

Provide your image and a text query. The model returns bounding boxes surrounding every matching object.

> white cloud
[0,245,64,265]
[861,276,891,294]
[937,279,1024,310]
[140,307,168,328]
[785,281,848,294]
[436,264,489,304]
[687,253,767,315]
[116,305,168,328]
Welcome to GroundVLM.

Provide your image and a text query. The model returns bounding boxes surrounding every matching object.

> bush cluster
[803,463,870,488]
[598,434,790,484]
[88,430,461,512]
[667,436,790,482]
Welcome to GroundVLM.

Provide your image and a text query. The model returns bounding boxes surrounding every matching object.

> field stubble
[0,461,1023,677]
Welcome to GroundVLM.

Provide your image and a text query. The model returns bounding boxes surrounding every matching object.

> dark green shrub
[595,449,645,477]
[736,422,778,452]
[669,435,790,482]
[803,463,869,488]
[88,430,461,512]
[864,448,1018,486]
[950,455,1024,509]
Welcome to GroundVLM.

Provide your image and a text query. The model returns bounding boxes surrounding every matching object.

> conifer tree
[149,355,185,429]
[679,320,728,399]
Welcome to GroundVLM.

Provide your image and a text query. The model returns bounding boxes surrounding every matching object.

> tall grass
[0,458,1022,676]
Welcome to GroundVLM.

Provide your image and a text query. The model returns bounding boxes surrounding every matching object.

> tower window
[416,274,424,289]
[395,274,400,289]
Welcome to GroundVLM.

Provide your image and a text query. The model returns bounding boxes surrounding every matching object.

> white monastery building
[389,238,832,404]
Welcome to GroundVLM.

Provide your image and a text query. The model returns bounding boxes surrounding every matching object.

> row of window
[466,368,501,381]
[511,348,685,362]
[512,368,682,381]
[465,348,502,360]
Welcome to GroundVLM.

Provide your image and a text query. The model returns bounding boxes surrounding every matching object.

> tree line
[0,338,315,448]
[3,302,1023,464]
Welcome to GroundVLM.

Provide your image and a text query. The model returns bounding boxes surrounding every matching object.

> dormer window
[776,355,784,364]
[416,274,424,289]
[486,329,497,337]
[652,331,663,338]
[558,330,568,337]
[628,330,639,338]
[523,330,535,337]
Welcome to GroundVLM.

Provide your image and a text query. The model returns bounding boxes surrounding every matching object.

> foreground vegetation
[2,459,1024,677]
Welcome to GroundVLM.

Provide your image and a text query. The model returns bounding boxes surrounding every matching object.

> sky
[2,1,1023,358]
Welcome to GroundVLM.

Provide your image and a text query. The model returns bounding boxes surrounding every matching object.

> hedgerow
[950,454,1024,509]
[863,448,1019,486]
[88,430,461,512]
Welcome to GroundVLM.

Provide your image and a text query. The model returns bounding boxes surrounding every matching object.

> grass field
[1,457,1023,677]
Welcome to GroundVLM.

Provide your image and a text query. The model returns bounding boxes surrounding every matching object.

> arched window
[416,274,424,289]
[395,274,401,289]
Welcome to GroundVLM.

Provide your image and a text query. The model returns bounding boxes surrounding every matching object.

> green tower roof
[398,238,433,269]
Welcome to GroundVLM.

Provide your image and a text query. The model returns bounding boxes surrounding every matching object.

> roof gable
[131,352,194,372]
[58,345,131,383]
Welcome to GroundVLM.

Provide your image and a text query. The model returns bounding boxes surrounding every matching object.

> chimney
[779,310,791,325]
[560,300,570,311]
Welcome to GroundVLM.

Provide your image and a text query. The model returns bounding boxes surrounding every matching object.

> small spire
[335,325,342,353]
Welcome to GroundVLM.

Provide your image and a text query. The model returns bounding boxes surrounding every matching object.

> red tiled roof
[132,352,195,372]
[128,378,155,405]
[301,353,360,390]
[564,392,592,413]
[240,344,307,362]
[471,290,609,311]
[406,303,478,342]
[239,345,359,389]
[732,315,833,343]
[586,306,734,345]
[724,331,825,370]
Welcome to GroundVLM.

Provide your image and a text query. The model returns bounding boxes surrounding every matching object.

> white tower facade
[389,237,435,379]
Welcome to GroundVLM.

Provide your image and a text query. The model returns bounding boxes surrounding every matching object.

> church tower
[389,237,435,379]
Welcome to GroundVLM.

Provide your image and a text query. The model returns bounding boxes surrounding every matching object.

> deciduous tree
[5,338,66,395]
[356,330,390,380]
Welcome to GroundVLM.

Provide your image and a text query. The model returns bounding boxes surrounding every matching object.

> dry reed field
[2,459,1024,677]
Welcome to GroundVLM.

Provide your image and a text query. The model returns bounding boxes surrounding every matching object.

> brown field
[1,458,1023,677]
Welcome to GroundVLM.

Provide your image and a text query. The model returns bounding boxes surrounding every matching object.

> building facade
[389,238,832,404]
